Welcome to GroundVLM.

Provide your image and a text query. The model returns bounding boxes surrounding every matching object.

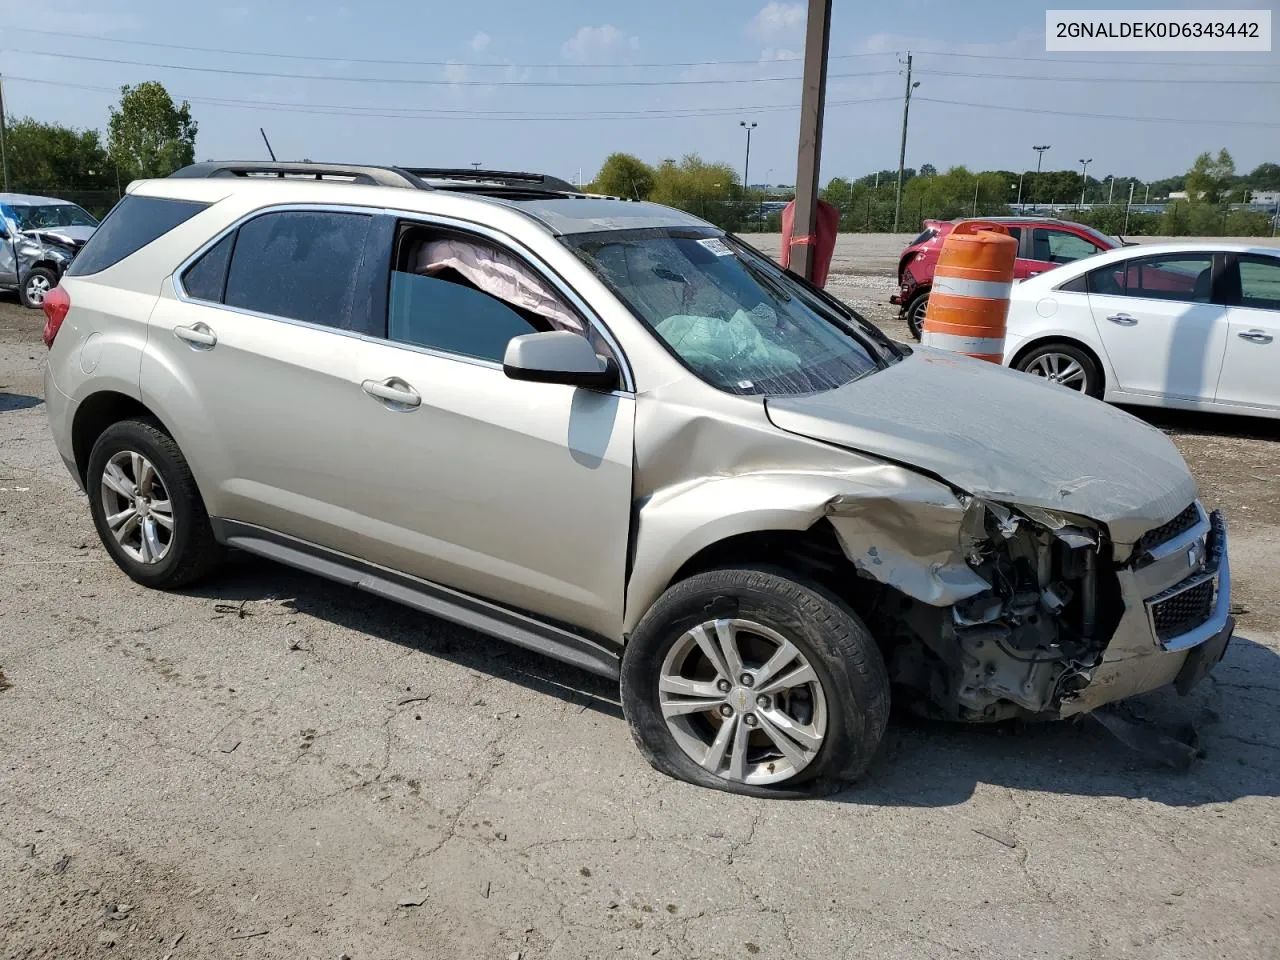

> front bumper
[1061,508,1231,715]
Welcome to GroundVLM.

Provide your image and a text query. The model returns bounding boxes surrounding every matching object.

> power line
[920,68,1280,84]
[4,49,897,87]
[915,96,1280,128]
[4,74,900,120]
[914,49,1275,68]
[7,26,895,69]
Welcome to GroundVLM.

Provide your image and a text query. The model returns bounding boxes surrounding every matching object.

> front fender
[623,465,990,634]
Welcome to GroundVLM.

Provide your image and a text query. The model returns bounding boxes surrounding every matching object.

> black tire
[905,292,929,341]
[86,417,224,589]
[1014,341,1104,399]
[620,567,890,798]
[19,266,58,309]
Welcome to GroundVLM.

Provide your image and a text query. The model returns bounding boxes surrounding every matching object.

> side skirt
[211,519,622,680]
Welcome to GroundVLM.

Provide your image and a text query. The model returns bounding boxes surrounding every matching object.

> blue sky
[2,0,1277,187]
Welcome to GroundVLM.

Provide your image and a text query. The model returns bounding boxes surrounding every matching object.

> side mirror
[503,331,618,391]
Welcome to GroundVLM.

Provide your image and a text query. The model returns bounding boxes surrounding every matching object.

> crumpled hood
[22,225,95,247]
[765,346,1197,544]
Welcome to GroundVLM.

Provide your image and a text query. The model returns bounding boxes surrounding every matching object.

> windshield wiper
[737,254,793,303]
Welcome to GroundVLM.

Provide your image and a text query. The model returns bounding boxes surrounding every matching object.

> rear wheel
[621,567,890,797]
[905,292,929,340]
[20,266,58,309]
[86,418,224,589]
[1015,341,1103,399]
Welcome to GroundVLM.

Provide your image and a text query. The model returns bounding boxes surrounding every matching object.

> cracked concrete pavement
[2,239,1279,959]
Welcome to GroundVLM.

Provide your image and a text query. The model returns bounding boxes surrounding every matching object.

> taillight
[42,286,70,348]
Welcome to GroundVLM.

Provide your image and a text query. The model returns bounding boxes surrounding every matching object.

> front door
[351,220,636,638]
[1086,251,1228,400]
[1215,253,1280,411]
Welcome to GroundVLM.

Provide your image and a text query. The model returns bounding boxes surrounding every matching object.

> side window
[1123,255,1215,303]
[1057,272,1089,293]
[65,196,207,276]
[224,211,375,333]
[1237,256,1280,310]
[1004,226,1022,245]
[386,224,615,364]
[180,232,235,302]
[1033,228,1099,264]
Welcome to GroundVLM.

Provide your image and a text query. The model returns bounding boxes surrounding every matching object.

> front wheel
[620,567,890,797]
[1015,342,1103,399]
[20,266,58,309]
[905,292,929,340]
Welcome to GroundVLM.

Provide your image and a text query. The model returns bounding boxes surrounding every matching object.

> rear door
[1215,253,1280,411]
[142,207,389,555]
[349,217,636,638]
[1085,251,1228,400]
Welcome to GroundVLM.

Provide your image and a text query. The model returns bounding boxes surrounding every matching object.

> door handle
[361,377,421,409]
[173,322,217,348]
[1238,330,1274,344]
[1107,314,1138,326]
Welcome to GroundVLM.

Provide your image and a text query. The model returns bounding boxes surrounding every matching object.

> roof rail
[169,162,427,189]
[402,167,578,193]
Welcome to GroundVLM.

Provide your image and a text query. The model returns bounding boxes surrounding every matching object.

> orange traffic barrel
[921,222,1017,363]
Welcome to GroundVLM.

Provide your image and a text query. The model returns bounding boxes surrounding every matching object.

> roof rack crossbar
[402,167,577,193]
[169,162,427,189]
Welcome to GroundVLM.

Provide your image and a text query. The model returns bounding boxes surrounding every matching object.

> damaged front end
[845,496,1230,723]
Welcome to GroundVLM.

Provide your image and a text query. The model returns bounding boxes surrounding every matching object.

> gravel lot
[3,235,1279,960]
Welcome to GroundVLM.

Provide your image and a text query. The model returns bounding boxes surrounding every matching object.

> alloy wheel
[658,618,828,786]
[1025,352,1089,391]
[99,450,175,564]
[25,274,50,305]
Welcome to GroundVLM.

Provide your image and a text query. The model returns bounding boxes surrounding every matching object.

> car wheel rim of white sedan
[1027,353,1088,392]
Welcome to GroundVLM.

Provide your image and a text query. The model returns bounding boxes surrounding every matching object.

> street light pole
[1016,171,1025,211]
[1123,180,1134,235]
[892,53,918,233]
[1108,176,1115,205]
[1032,145,1050,209]
[972,178,980,216]
[739,121,757,201]
[1078,158,1093,207]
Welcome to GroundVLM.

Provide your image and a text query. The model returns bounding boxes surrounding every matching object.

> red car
[892,217,1123,339]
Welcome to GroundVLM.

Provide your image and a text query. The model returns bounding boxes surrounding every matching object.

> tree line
[3,81,196,211]
[592,149,1279,236]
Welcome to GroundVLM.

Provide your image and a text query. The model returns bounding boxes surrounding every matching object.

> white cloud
[747,2,804,39]
[470,31,491,52]
[760,47,800,61]
[442,60,468,85]
[561,24,638,63]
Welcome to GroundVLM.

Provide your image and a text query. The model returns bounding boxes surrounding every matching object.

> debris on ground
[212,600,251,619]
[229,928,269,940]
[972,827,1018,849]
[1091,709,1200,771]
[217,740,241,755]
[53,854,70,874]
[397,895,428,908]
[0,668,11,692]
[480,880,491,898]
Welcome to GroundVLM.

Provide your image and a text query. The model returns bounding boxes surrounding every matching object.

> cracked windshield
[568,229,881,395]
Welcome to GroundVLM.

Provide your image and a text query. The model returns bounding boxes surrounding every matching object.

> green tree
[5,118,112,192]
[107,81,198,180]
[1247,162,1280,191]
[1183,149,1234,204]
[590,152,655,199]
[919,163,937,177]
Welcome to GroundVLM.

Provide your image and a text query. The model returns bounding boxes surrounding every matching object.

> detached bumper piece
[1174,617,1233,696]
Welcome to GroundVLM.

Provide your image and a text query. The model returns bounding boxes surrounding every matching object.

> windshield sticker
[697,237,734,257]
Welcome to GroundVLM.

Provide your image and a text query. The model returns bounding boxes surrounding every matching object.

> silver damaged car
[43,163,1233,796]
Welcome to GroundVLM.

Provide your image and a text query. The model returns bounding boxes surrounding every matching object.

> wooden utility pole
[790,0,831,281]
[892,53,915,234]
[0,75,10,192]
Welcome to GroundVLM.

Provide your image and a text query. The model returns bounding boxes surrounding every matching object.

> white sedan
[1002,242,1280,419]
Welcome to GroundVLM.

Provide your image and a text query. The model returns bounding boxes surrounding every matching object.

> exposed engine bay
[863,498,1121,722]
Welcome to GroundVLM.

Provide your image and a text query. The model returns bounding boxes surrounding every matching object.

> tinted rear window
[223,210,374,331]
[65,195,207,276]
[909,227,937,246]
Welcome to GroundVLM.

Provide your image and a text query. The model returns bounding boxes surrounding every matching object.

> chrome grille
[1151,579,1214,642]
[1134,503,1200,557]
